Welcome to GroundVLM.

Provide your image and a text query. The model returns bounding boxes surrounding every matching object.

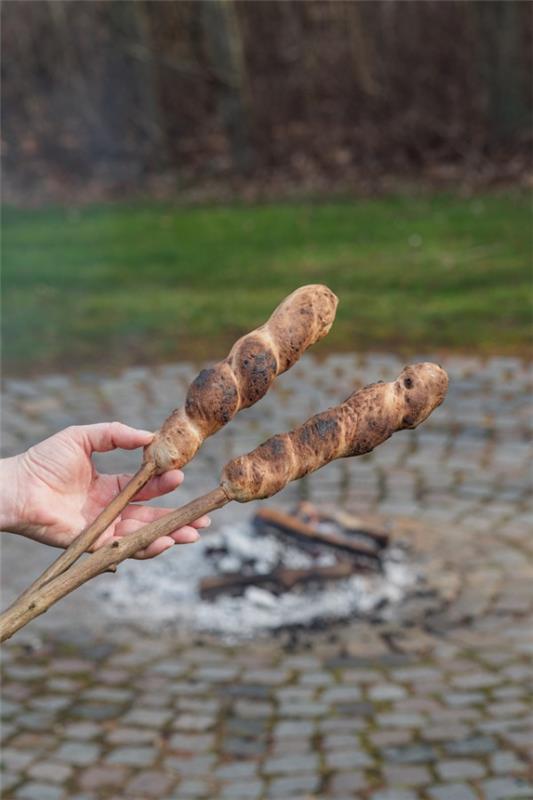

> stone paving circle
[1,352,532,799]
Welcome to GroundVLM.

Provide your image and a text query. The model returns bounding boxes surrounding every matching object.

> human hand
[0,422,210,559]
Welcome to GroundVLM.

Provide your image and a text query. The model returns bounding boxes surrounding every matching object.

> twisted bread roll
[222,362,448,502]
[145,285,338,473]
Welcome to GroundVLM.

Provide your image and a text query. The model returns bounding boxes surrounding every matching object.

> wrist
[0,455,29,533]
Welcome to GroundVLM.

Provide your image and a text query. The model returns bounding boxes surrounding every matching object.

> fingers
[92,505,209,559]
[134,536,176,560]
[169,525,201,543]
[135,527,200,559]
[89,506,174,551]
[190,515,211,529]
[130,469,184,501]
[77,422,154,454]
[114,516,201,560]
[121,504,211,530]
[121,505,177,523]
[94,470,185,511]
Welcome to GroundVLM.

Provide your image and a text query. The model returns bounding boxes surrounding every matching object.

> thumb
[76,422,154,453]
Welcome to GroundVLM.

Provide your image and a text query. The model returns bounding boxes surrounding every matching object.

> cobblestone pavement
[1,353,532,799]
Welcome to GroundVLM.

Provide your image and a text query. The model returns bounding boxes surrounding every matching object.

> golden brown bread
[145,285,338,473]
[221,362,448,502]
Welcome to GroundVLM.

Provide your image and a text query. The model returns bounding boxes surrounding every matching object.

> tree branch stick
[17,461,156,604]
[0,486,228,643]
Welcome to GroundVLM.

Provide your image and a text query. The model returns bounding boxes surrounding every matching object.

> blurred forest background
[2,0,532,199]
[1,0,532,375]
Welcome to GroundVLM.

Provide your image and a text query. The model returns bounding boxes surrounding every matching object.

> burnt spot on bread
[314,415,338,439]
[350,438,374,456]
[262,434,288,459]
[256,435,291,478]
[291,412,340,477]
[235,336,278,408]
[186,365,239,432]
[190,367,215,391]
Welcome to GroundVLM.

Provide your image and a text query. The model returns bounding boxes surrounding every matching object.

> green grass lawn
[2,192,531,375]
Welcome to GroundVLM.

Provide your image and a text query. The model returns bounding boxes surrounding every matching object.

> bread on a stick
[221,362,448,501]
[145,284,338,473]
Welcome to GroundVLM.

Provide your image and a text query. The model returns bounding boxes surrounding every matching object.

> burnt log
[253,507,383,563]
[296,501,389,549]
[199,561,359,599]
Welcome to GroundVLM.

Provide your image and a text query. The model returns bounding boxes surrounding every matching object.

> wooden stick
[17,462,156,603]
[0,487,229,643]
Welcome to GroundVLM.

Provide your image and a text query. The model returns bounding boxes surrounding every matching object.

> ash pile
[203,504,390,597]
[98,503,420,637]
[195,503,419,635]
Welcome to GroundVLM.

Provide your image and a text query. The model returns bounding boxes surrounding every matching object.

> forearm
[0,455,28,533]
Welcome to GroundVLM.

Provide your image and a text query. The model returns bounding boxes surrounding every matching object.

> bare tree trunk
[94,0,165,180]
[476,0,531,145]
[201,0,253,174]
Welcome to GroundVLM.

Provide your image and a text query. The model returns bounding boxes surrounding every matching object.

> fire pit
[97,503,423,638]
[201,503,390,598]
